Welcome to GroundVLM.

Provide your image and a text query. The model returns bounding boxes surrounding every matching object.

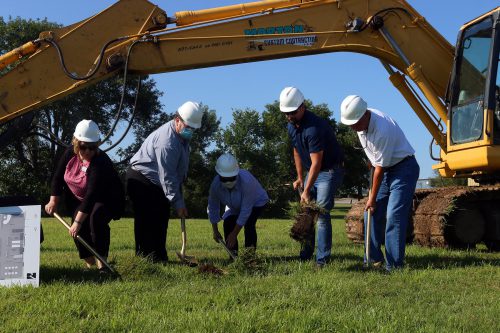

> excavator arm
[0,0,452,148]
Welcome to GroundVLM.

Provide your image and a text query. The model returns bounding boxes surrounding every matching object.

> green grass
[1,204,499,332]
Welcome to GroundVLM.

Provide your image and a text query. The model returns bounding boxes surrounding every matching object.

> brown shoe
[362,261,385,271]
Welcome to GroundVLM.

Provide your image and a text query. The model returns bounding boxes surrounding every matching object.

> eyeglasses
[219,175,237,183]
[284,109,299,116]
[79,144,98,152]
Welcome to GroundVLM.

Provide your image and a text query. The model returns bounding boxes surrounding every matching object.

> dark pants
[223,206,265,253]
[126,167,169,262]
[72,202,112,259]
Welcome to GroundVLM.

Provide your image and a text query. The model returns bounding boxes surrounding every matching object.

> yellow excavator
[0,0,499,249]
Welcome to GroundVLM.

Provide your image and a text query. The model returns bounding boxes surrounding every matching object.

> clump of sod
[114,255,164,281]
[231,248,267,276]
[198,263,227,276]
[288,201,326,245]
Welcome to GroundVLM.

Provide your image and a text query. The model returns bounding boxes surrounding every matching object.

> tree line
[0,17,369,217]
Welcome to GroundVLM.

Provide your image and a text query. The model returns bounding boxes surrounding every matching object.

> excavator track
[345,186,500,251]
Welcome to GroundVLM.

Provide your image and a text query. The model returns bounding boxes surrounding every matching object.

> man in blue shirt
[126,101,203,263]
[208,153,269,255]
[280,87,344,268]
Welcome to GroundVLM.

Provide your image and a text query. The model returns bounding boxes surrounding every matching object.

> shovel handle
[365,167,374,266]
[217,237,237,260]
[53,212,118,276]
[180,217,187,257]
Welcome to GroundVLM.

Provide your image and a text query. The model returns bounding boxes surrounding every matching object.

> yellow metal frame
[0,0,498,179]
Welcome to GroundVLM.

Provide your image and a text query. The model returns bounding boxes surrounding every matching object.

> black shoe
[98,267,110,275]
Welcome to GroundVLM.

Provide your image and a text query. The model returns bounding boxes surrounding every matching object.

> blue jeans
[364,156,419,270]
[300,167,344,264]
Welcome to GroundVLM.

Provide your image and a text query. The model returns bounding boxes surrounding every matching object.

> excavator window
[451,17,493,145]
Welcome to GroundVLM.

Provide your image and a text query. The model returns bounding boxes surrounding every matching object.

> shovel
[365,209,372,267]
[365,167,374,268]
[176,217,198,267]
[217,236,237,261]
[53,212,120,278]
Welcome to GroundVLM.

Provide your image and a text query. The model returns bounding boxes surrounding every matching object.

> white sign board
[0,205,40,287]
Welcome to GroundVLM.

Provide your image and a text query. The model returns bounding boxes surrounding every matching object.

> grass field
[1,205,499,332]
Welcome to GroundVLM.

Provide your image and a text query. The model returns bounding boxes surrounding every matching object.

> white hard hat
[74,119,100,142]
[215,153,239,177]
[279,87,304,112]
[340,95,368,125]
[178,101,202,129]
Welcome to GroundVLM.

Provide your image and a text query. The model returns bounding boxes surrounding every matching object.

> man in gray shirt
[126,101,203,263]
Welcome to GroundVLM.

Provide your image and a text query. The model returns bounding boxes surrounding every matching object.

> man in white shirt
[340,95,420,271]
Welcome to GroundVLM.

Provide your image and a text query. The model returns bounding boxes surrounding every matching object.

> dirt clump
[289,202,324,245]
[198,263,226,276]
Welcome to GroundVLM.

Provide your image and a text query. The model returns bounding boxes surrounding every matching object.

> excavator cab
[449,11,500,146]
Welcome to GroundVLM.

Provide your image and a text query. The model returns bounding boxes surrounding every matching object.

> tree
[0,17,166,208]
[336,123,369,197]
[179,105,221,217]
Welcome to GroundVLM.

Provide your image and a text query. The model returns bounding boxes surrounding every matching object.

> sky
[2,0,499,178]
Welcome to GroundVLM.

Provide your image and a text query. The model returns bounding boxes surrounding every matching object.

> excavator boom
[0,0,452,148]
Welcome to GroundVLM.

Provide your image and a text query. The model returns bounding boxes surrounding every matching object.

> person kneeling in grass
[207,153,269,256]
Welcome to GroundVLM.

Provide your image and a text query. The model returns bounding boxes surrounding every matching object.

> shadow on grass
[264,255,301,264]
[264,252,361,265]
[340,252,499,273]
[406,253,500,269]
[40,265,118,284]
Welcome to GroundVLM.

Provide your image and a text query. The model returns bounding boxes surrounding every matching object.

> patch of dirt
[198,263,226,276]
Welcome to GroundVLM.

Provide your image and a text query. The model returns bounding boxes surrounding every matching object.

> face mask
[222,180,237,189]
[179,127,193,140]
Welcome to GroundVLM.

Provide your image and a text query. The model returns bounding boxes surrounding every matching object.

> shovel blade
[176,251,198,267]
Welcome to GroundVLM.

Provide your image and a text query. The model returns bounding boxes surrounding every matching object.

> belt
[127,166,154,185]
[321,161,344,172]
[386,155,414,171]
